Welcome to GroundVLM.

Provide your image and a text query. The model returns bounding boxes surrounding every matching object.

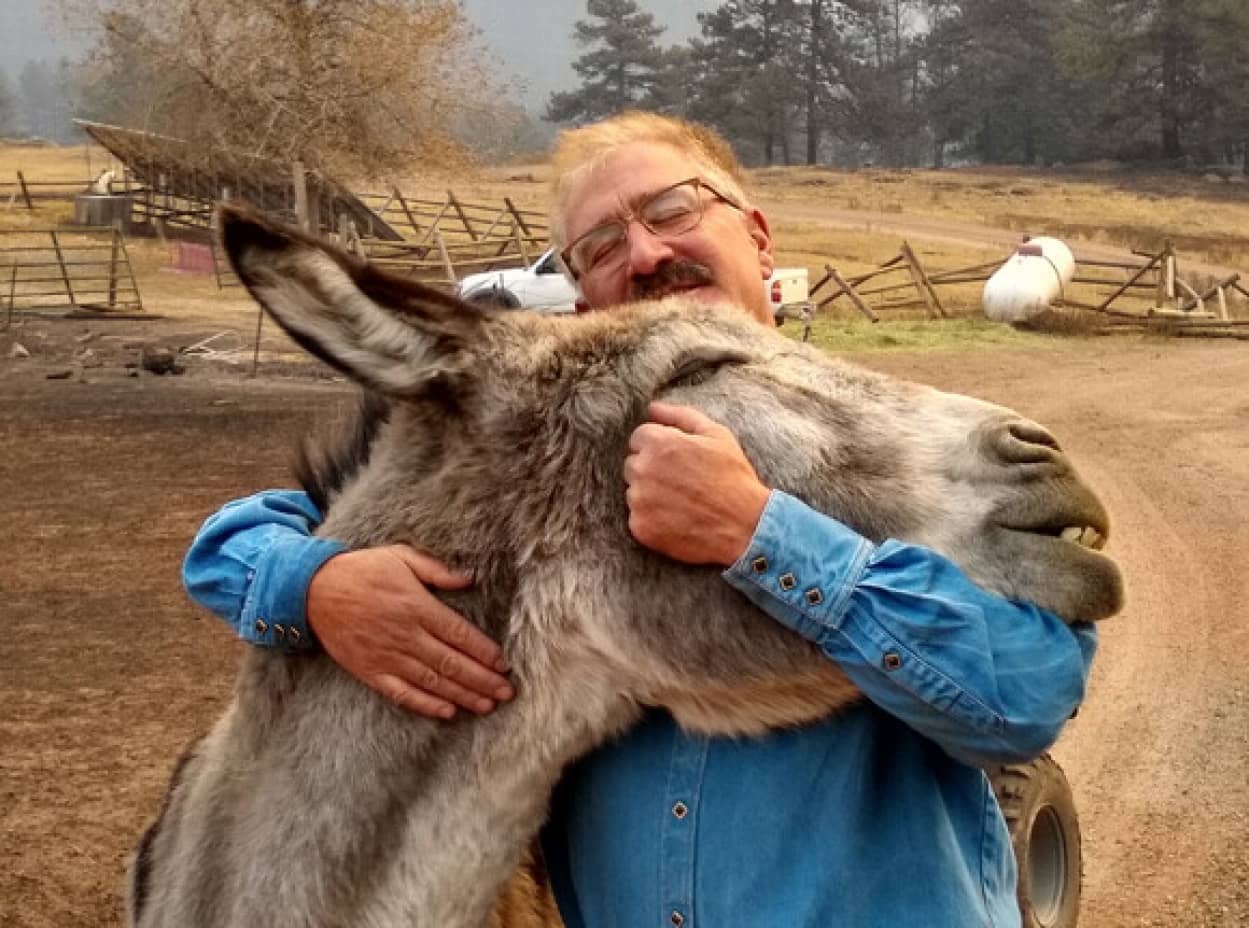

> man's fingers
[388,650,501,714]
[647,401,721,435]
[389,546,509,673]
[375,674,457,720]
[410,622,515,702]
[391,545,474,590]
[411,587,512,675]
[627,421,667,454]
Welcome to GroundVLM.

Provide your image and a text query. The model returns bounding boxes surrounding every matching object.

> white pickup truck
[458,248,812,322]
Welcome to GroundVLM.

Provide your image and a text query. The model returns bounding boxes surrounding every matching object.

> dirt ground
[1,313,1247,928]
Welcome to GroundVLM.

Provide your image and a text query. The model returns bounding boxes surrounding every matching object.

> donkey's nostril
[994,419,1064,466]
[1008,420,1061,452]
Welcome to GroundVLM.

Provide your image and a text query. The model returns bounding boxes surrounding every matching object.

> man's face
[560,142,776,324]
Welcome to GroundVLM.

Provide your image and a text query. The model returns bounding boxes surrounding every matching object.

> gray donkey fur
[128,206,1123,928]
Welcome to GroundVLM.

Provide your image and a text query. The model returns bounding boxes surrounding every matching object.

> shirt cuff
[722,490,874,644]
[239,534,347,650]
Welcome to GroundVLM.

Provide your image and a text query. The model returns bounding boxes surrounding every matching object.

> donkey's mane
[294,392,392,515]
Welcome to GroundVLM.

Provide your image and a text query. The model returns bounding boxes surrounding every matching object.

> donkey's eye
[663,350,749,389]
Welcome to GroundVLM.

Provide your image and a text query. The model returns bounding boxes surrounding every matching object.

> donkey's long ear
[219,204,486,396]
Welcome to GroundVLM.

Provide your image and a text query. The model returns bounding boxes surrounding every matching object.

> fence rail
[0,173,92,209]
[1,227,143,315]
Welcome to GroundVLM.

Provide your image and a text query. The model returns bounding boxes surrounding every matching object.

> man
[184,111,1094,927]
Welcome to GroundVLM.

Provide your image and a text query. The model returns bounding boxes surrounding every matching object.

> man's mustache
[631,261,714,300]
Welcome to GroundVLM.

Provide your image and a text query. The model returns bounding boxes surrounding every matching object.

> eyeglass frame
[559,176,745,280]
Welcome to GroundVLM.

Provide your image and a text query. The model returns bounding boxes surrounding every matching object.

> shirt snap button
[883,651,903,671]
[751,555,768,574]
[672,801,688,819]
[805,588,823,606]
[253,618,268,635]
[778,572,797,591]
[670,911,685,927]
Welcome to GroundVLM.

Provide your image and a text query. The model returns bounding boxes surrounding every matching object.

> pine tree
[685,0,807,165]
[0,70,16,137]
[546,0,667,124]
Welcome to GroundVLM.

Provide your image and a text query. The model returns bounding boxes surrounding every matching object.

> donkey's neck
[349,662,639,927]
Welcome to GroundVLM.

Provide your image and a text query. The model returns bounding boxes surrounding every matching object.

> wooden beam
[16,172,34,210]
[900,241,946,318]
[393,187,421,238]
[446,191,479,241]
[1178,273,1239,313]
[1096,249,1163,312]
[504,197,533,238]
[434,229,457,284]
[826,264,879,322]
[47,231,75,305]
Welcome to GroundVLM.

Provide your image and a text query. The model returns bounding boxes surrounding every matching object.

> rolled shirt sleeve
[724,490,1097,767]
[182,490,346,650]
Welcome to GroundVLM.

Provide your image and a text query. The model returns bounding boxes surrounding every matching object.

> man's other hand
[624,401,770,566]
[306,546,514,719]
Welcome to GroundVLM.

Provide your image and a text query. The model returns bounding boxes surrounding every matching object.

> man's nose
[623,220,677,277]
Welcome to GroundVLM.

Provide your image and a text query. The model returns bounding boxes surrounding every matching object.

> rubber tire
[465,288,520,310]
[989,754,1082,928]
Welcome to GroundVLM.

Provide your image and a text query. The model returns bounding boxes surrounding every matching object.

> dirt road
[1,322,1247,927]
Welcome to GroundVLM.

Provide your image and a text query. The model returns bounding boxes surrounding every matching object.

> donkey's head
[221,206,1122,648]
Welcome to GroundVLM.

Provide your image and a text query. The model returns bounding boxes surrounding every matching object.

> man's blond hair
[549,111,751,247]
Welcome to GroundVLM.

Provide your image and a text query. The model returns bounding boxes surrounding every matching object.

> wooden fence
[1,227,143,317]
[814,239,1248,338]
[0,173,89,209]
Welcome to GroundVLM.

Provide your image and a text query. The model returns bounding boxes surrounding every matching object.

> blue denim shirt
[183,489,1096,928]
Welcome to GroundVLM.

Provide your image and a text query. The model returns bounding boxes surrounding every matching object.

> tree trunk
[806,0,822,165]
[1159,20,1182,159]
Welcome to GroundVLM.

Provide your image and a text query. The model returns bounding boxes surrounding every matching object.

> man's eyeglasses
[560,177,743,279]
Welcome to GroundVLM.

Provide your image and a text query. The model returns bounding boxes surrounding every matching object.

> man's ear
[746,207,776,279]
[219,204,485,397]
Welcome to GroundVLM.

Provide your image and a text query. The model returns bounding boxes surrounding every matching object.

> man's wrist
[243,535,346,650]
[720,481,772,565]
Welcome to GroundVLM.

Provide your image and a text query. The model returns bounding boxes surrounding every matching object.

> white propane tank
[982,237,1076,323]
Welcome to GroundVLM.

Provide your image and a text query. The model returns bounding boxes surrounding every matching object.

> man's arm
[723,490,1095,767]
[182,490,514,717]
[626,402,1094,767]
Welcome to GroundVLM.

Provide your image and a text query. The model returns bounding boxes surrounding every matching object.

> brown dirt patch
[2,315,1247,927]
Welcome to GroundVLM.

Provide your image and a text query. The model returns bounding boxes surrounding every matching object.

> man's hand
[306,545,514,719]
[624,401,771,566]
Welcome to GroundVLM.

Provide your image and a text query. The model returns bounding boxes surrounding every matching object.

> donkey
[128,206,1123,927]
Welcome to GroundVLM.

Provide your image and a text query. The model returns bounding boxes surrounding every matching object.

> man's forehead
[565,143,704,230]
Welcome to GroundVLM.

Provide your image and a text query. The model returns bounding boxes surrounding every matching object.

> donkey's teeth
[1060,525,1106,550]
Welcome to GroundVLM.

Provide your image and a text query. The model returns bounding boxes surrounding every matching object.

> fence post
[48,231,75,306]
[504,197,532,238]
[446,191,479,241]
[434,229,457,285]
[394,187,422,238]
[1101,250,1163,312]
[512,218,530,265]
[900,241,946,319]
[826,264,879,322]
[116,229,143,312]
[108,227,120,308]
[16,172,34,210]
